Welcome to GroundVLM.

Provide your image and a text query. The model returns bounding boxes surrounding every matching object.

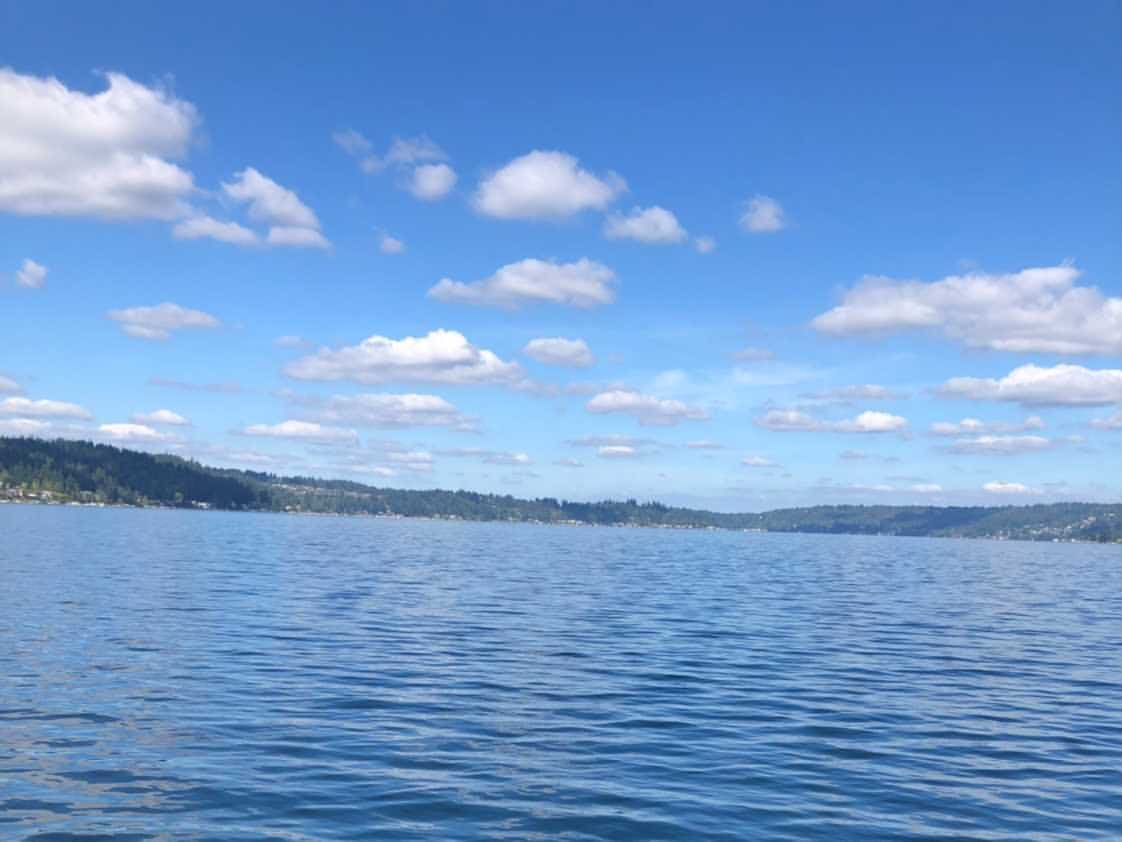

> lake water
[1,506,1119,840]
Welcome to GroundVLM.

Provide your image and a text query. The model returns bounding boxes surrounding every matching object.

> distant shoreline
[2,494,1117,545]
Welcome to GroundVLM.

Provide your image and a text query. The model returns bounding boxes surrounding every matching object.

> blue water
[1,506,1119,840]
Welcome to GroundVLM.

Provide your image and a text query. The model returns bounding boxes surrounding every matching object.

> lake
[1,505,1119,840]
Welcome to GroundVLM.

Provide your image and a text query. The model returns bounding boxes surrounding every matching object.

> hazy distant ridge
[1,437,1118,542]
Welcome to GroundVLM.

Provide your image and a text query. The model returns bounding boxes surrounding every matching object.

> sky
[1,0,1120,511]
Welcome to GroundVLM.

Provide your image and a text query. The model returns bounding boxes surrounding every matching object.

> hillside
[1,436,1119,542]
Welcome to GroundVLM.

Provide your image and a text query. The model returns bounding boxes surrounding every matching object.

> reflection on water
[1,506,1119,840]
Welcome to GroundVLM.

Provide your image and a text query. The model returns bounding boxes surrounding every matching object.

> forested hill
[1,436,1119,542]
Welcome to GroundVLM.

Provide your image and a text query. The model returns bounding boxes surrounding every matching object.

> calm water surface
[1,506,1119,840]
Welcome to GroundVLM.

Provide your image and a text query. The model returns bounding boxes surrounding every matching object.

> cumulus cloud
[742,455,779,468]
[811,264,1122,355]
[983,481,1039,495]
[911,484,943,493]
[694,236,717,254]
[171,215,259,246]
[439,447,531,466]
[947,435,1053,455]
[740,195,786,233]
[0,375,21,393]
[284,328,525,387]
[379,232,405,255]
[603,206,687,244]
[131,408,190,426]
[428,258,615,310]
[586,390,708,426]
[1090,411,1122,431]
[568,434,659,449]
[222,168,328,249]
[929,416,1045,436]
[473,150,626,219]
[336,132,448,174]
[332,128,373,157]
[802,384,906,403]
[0,418,49,435]
[0,68,197,220]
[16,259,47,288]
[107,302,220,341]
[0,396,92,419]
[755,409,908,433]
[98,422,173,442]
[598,445,637,458]
[937,364,1122,407]
[406,163,456,201]
[309,392,475,430]
[381,135,447,167]
[240,420,358,444]
[522,337,595,368]
[686,440,723,450]
[266,226,330,249]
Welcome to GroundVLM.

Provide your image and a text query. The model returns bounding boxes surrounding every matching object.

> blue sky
[1,1,1120,510]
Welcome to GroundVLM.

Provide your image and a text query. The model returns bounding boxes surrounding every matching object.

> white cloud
[598,445,637,458]
[732,347,775,362]
[686,440,723,450]
[804,384,905,402]
[0,376,21,393]
[568,434,658,449]
[379,232,405,255]
[428,257,615,310]
[240,420,358,444]
[172,215,259,246]
[911,484,943,493]
[406,163,457,201]
[555,457,584,467]
[107,302,220,341]
[473,150,626,219]
[222,168,328,249]
[522,337,594,368]
[311,393,475,430]
[332,128,373,157]
[811,264,1122,355]
[439,447,531,466]
[284,328,525,387]
[694,236,716,254]
[336,132,451,192]
[0,418,49,435]
[131,408,190,426]
[0,396,92,419]
[937,364,1122,407]
[266,226,330,249]
[947,435,1053,455]
[742,455,779,468]
[603,206,687,244]
[98,422,172,442]
[586,390,708,426]
[0,68,197,221]
[1090,411,1122,430]
[755,409,908,433]
[16,258,47,288]
[383,135,447,167]
[382,448,435,472]
[740,195,786,233]
[930,416,1044,436]
[983,481,1039,495]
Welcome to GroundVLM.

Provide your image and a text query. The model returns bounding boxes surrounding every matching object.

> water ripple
[1,506,1119,840]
